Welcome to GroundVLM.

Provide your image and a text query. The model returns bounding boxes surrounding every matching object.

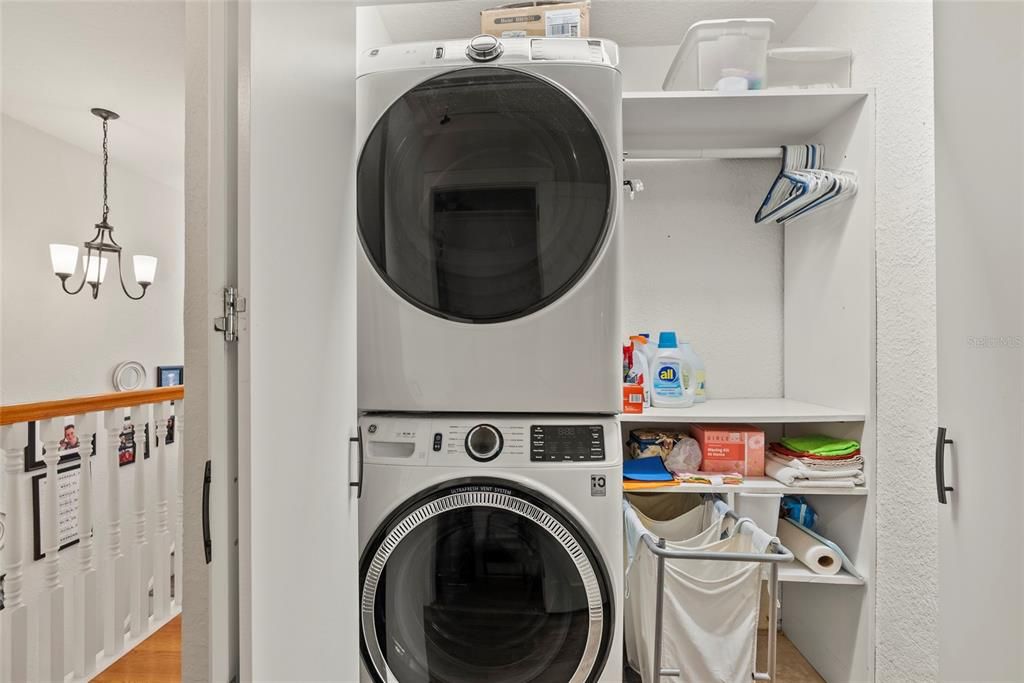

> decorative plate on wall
[112,360,146,392]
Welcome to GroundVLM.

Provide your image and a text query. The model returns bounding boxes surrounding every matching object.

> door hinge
[214,286,246,342]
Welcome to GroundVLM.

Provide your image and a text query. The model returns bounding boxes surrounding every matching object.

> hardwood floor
[92,616,181,683]
[757,632,826,683]
[93,617,824,682]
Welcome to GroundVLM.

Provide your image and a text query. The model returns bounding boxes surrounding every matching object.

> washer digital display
[530,425,604,462]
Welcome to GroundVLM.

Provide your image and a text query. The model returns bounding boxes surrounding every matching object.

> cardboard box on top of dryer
[481,1,591,39]
[691,423,766,477]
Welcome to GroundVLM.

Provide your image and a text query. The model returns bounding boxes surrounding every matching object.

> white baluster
[152,402,171,620]
[1,425,29,683]
[129,404,150,637]
[102,409,126,656]
[37,418,66,683]
[72,413,99,678]
[173,399,184,609]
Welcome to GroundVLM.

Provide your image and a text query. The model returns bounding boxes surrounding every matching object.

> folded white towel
[786,479,857,488]
[767,454,864,479]
[766,458,865,487]
[769,452,865,471]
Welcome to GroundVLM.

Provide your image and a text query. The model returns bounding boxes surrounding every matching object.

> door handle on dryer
[349,428,364,499]
[935,427,954,504]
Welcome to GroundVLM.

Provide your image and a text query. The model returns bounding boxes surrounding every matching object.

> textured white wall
[621,159,784,399]
[784,2,938,679]
[0,116,184,404]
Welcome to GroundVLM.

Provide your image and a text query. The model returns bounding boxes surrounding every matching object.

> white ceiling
[373,0,818,47]
[2,1,185,188]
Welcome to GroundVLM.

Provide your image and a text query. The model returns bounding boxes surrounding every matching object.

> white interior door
[241,1,361,681]
[935,2,1024,680]
[183,1,241,680]
[185,1,360,680]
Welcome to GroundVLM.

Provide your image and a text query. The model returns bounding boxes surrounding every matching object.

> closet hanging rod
[624,147,782,161]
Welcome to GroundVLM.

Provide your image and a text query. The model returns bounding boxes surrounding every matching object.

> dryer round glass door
[357,67,613,324]
[360,480,613,683]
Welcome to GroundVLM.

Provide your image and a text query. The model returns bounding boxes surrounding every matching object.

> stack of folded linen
[766,435,865,488]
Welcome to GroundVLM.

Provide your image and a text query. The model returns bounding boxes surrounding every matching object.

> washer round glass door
[360,481,613,683]
[357,67,613,324]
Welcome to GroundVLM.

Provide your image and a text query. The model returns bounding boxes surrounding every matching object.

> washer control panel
[530,425,605,462]
[360,416,618,467]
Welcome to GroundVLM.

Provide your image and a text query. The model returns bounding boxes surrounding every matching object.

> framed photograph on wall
[164,413,176,446]
[23,421,85,472]
[31,462,84,561]
[118,418,137,467]
[157,365,184,387]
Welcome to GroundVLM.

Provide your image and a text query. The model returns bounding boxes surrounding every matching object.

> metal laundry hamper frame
[626,497,795,681]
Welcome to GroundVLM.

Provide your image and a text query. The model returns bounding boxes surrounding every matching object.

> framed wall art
[31,462,84,561]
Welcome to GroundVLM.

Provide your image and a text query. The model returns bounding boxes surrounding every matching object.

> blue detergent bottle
[651,331,697,408]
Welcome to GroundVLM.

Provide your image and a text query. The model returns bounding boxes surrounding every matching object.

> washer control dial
[466,34,503,62]
[465,424,503,461]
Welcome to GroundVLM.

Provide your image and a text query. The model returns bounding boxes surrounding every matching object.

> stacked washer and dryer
[355,35,624,683]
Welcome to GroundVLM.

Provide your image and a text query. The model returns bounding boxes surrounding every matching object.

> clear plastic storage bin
[663,18,775,91]
[767,47,853,88]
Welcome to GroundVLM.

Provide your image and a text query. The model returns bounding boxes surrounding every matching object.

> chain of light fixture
[49,108,157,300]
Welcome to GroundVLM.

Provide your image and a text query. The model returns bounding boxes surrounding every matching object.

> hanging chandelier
[49,108,157,300]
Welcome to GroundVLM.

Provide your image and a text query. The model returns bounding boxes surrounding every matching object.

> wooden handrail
[0,386,185,426]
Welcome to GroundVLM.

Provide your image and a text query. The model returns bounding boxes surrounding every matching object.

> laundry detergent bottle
[629,336,652,407]
[651,331,697,408]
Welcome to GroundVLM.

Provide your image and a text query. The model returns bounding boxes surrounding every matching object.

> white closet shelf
[622,88,869,155]
[777,564,865,586]
[619,398,865,424]
[623,477,868,496]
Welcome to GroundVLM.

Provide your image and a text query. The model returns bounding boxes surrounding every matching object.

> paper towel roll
[778,519,842,575]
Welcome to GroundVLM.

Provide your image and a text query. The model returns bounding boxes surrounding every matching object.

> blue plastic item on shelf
[781,495,817,529]
[623,456,675,482]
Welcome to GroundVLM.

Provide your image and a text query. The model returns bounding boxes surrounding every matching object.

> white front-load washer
[357,414,623,683]
[356,37,622,414]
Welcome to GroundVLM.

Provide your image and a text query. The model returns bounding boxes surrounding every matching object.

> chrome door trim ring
[360,484,609,683]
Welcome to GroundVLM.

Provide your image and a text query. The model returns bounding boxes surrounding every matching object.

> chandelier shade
[49,244,79,276]
[83,253,109,284]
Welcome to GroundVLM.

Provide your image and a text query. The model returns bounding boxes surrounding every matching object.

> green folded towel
[780,434,860,457]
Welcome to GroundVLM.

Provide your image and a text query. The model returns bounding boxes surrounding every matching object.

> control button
[432,433,443,452]
[465,424,503,462]
[466,34,503,62]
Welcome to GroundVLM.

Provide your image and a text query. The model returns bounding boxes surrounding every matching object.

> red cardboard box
[622,384,644,414]
[691,423,765,476]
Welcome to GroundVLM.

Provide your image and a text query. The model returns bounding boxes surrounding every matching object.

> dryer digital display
[530,424,604,461]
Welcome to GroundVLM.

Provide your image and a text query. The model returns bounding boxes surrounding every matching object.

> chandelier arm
[60,270,89,296]
[117,250,147,301]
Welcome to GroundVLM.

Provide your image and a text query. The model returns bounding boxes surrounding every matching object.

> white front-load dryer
[357,414,623,683]
[356,37,622,414]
